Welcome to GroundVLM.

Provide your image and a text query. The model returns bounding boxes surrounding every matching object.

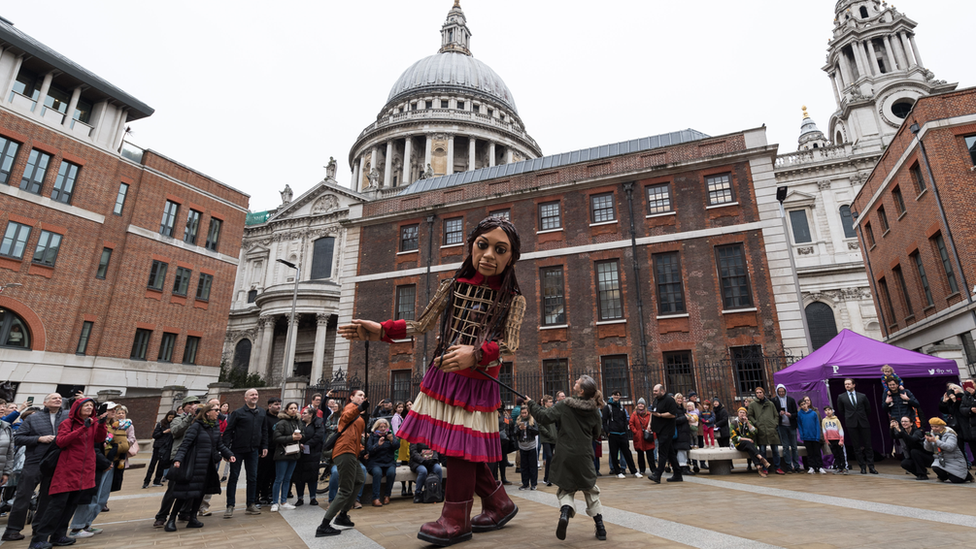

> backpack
[423,473,443,503]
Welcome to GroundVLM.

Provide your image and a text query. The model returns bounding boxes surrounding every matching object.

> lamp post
[276,259,300,400]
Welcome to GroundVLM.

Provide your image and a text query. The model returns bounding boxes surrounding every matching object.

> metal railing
[309,352,801,410]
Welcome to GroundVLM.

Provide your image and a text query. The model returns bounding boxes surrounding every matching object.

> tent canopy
[773,329,959,461]
[775,329,958,388]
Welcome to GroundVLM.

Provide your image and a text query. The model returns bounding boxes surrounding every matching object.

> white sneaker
[69,530,94,538]
[807,468,816,474]
[270,503,279,512]
[616,473,625,479]
[818,468,827,474]
[279,502,296,510]
[634,472,643,478]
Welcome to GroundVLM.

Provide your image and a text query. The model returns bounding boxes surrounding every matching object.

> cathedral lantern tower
[797,106,829,151]
[348,1,541,195]
[823,0,955,151]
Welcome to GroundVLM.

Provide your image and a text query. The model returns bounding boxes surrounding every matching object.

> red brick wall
[348,135,783,382]
[0,110,247,368]
[114,395,162,441]
[854,88,976,336]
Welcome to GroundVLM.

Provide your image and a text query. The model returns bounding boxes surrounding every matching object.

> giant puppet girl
[338,216,525,546]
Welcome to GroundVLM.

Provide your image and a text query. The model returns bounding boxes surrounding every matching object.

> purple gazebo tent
[773,329,959,459]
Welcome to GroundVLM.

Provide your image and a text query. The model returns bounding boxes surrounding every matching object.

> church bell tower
[823,0,955,151]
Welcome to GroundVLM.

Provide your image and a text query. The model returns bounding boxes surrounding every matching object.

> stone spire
[822,0,955,150]
[439,1,472,56]
[797,106,828,151]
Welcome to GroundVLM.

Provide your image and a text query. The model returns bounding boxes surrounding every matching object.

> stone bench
[689,446,808,475]
[361,464,449,489]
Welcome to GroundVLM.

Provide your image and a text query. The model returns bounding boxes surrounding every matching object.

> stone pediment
[783,189,818,207]
[267,178,367,223]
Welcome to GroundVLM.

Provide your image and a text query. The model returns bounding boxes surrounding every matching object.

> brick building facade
[335,127,799,403]
[852,87,976,376]
[0,19,248,399]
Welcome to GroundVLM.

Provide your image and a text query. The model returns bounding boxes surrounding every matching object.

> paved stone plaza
[3,448,973,549]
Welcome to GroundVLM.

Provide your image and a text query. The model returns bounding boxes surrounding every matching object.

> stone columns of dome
[468,138,476,170]
[402,138,413,186]
[908,33,924,69]
[446,136,455,175]
[384,141,393,187]
[424,135,433,167]
[489,142,496,167]
[63,87,82,128]
[882,35,898,71]
[505,148,513,164]
[864,40,881,76]
[370,146,380,185]
[311,313,330,386]
[899,32,917,68]
[357,155,366,191]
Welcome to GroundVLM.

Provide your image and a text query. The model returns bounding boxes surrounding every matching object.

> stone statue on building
[368,168,380,188]
[280,184,293,204]
[326,157,337,179]
[422,163,434,179]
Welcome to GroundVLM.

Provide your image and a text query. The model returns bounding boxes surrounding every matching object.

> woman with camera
[923,417,974,483]
[366,417,399,506]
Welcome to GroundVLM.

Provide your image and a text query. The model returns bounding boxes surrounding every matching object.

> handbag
[284,443,301,455]
[39,442,62,477]
[643,429,654,442]
[323,421,354,453]
[168,449,196,484]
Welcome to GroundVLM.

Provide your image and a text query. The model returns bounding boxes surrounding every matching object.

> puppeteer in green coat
[528,374,608,541]
[528,397,600,492]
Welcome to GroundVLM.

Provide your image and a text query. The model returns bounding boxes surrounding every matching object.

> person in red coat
[629,398,655,475]
[31,397,109,548]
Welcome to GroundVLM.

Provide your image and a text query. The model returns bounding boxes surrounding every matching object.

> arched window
[232,339,251,374]
[806,302,838,350]
[859,6,869,18]
[0,308,31,349]
[839,205,857,238]
[310,237,335,280]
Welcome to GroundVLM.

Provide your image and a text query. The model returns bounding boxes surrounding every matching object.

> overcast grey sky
[3,1,972,211]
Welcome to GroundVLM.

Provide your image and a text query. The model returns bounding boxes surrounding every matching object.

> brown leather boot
[417,499,473,546]
[471,483,518,533]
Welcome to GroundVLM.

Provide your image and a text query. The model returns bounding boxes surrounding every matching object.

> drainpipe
[622,182,649,367]
[423,215,435,373]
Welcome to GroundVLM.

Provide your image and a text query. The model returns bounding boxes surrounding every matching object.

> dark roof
[398,129,710,196]
[0,17,154,120]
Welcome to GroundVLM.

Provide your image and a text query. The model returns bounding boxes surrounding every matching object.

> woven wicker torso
[446,281,499,347]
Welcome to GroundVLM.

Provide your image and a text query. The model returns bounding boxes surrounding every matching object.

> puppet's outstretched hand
[338,319,382,341]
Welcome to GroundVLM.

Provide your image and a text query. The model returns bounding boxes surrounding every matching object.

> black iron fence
[309,351,800,411]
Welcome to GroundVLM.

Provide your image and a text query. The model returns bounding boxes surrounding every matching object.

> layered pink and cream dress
[380,273,525,463]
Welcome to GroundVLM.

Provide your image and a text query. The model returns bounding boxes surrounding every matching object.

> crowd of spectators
[0,364,972,546]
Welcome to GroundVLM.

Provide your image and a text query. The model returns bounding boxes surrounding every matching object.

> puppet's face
[472,227,512,277]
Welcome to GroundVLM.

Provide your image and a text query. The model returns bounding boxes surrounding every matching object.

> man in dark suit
[836,378,877,474]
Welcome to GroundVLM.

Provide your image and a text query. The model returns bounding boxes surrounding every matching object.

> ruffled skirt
[397,366,501,462]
